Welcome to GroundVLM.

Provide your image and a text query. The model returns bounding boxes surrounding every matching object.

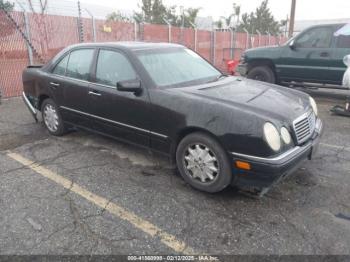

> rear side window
[66,49,94,81]
[95,50,137,87]
[53,54,69,75]
[295,27,333,48]
[336,35,350,48]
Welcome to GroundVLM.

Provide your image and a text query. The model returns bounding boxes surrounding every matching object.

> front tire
[176,132,232,193]
[41,98,67,136]
[247,66,276,84]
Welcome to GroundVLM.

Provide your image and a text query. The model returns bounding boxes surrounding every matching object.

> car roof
[307,23,346,30]
[45,41,186,71]
[67,42,185,51]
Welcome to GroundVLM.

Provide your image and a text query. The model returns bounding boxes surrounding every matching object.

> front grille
[293,111,316,145]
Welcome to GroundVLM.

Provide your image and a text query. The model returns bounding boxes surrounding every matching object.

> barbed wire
[12,0,131,19]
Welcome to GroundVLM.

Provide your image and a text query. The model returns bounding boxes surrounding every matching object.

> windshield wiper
[217,74,228,80]
[207,74,228,83]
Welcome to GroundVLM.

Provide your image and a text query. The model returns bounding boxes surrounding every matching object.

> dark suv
[238,23,350,87]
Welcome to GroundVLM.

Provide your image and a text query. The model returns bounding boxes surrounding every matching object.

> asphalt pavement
[0,94,350,255]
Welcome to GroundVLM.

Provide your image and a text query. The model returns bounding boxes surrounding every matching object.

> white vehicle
[343,55,350,88]
[331,55,350,115]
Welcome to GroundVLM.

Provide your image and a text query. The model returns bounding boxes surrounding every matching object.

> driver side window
[295,27,333,48]
[95,50,137,87]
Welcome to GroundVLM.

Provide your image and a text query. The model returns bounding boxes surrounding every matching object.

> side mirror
[117,79,142,94]
[289,40,296,50]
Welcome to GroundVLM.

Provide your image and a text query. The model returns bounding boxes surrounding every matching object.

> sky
[76,0,350,21]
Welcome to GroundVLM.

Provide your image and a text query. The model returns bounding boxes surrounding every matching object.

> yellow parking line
[7,152,197,255]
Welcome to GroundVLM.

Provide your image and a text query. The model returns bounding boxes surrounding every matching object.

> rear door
[58,48,96,127]
[279,26,334,83]
[88,48,151,147]
[46,53,70,105]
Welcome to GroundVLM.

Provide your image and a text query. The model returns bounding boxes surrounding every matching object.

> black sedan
[22,42,323,195]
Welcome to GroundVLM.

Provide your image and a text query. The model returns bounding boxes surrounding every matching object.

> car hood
[176,77,310,122]
[244,46,284,60]
[246,45,279,52]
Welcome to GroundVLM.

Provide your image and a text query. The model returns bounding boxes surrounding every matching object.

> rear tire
[41,98,67,136]
[247,66,276,84]
[176,132,232,193]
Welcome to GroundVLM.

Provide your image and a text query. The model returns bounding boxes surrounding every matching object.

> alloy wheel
[43,104,59,132]
[183,143,220,183]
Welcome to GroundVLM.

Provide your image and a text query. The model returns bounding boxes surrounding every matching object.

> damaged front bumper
[22,92,38,122]
[231,118,323,196]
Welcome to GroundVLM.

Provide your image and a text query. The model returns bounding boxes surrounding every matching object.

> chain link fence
[0,7,289,98]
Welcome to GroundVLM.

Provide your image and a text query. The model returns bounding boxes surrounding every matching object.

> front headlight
[264,122,281,152]
[309,96,318,116]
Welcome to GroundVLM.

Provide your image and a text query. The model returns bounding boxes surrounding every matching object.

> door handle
[88,91,102,97]
[320,52,330,57]
[49,82,60,87]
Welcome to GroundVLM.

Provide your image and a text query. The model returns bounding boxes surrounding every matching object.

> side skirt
[63,121,173,158]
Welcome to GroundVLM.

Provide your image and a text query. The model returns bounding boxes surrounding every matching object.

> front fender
[184,104,271,157]
[244,47,284,72]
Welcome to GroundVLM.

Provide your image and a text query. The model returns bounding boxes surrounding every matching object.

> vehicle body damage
[22,42,323,195]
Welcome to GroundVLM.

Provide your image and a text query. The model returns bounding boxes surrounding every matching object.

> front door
[88,49,151,147]
[278,26,335,83]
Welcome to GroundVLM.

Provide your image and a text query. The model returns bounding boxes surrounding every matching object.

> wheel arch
[247,59,277,80]
[170,126,225,162]
[37,94,50,111]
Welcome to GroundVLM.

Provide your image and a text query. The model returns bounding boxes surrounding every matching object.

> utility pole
[288,0,296,38]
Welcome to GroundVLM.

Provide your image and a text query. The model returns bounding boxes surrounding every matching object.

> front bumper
[236,63,248,76]
[22,92,38,122]
[230,118,323,194]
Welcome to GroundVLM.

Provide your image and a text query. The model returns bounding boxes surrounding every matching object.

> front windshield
[137,48,221,88]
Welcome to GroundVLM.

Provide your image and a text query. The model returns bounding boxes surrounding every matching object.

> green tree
[0,0,14,11]
[133,0,200,27]
[233,3,241,26]
[171,7,200,27]
[182,8,200,27]
[214,2,240,30]
[107,11,132,23]
[220,14,233,29]
[164,5,177,25]
[237,0,284,34]
[134,0,167,24]
[215,20,223,29]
